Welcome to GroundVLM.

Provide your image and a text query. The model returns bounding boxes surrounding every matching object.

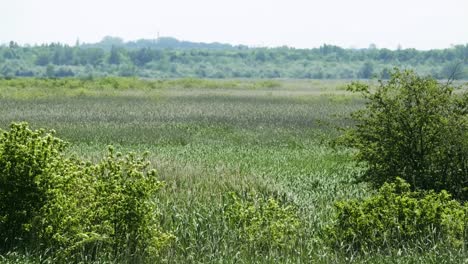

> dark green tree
[8,41,19,49]
[358,61,374,79]
[45,64,55,78]
[380,67,391,79]
[108,45,121,65]
[344,69,468,200]
[54,67,74,77]
[441,61,465,80]
[35,53,50,66]
[130,48,153,66]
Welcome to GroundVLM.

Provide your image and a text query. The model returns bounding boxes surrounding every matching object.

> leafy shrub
[39,148,174,262]
[88,147,174,261]
[224,192,301,251]
[0,123,173,262]
[0,123,67,250]
[344,69,468,200]
[328,178,467,254]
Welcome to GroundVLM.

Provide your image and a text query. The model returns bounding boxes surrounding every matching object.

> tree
[86,48,105,66]
[130,48,153,66]
[54,67,74,77]
[0,63,15,78]
[52,46,64,65]
[8,41,18,49]
[254,50,266,62]
[358,61,374,79]
[441,61,465,80]
[108,45,121,65]
[35,53,50,66]
[380,67,391,79]
[368,43,377,50]
[46,64,55,77]
[99,36,124,49]
[3,49,17,60]
[344,69,468,200]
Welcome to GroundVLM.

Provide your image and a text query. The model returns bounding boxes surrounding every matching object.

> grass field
[0,79,466,263]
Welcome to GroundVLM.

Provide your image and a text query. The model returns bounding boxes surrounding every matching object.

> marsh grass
[0,79,465,263]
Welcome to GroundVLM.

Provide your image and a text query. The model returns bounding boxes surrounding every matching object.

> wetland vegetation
[0,76,466,263]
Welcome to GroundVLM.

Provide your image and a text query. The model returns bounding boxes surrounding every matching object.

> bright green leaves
[0,123,172,262]
[0,122,67,250]
[224,192,301,251]
[333,70,468,256]
[329,178,468,254]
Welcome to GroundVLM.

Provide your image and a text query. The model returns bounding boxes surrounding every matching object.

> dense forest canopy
[1,37,467,79]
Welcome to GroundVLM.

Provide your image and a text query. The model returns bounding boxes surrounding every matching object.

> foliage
[358,61,374,79]
[328,178,468,254]
[108,45,121,65]
[0,123,67,250]
[1,80,466,262]
[224,192,302,251]
[344,69,468,200]
[0,123,172,262]
[1,38,468,79]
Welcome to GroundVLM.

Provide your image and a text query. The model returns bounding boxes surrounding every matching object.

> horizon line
[2,36,467,51]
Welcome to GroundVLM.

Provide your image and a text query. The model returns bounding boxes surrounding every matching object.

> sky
[2,0,468,50]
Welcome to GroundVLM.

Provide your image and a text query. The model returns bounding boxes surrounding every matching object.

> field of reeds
[0,78,466,263]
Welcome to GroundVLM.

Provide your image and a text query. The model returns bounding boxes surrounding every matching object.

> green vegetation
[0,77,466,263]
[224,192,302,251]
[1,37,467,79]
[344,69,468,200]
[0,123,172,262]
[0,123,67,252]
[0,77,282,91]
[329,177,467,255]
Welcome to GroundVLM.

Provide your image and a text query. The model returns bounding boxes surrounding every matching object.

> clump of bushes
[0,123,67,251]
[328,178,467,254]
[330,69,468,256]
[224,192,301,251]
[344,69,467,200]
[0,123,172,262]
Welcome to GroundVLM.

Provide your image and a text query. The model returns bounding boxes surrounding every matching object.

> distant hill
[81,36,241,50]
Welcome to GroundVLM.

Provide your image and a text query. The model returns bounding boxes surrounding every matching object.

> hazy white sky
[2,0,468,49]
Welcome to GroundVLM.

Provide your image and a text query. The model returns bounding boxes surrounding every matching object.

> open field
[0,79,466,263]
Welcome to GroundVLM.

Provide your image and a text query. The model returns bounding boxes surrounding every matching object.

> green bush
[88,148,174,261]
[344,69,468,200]
[0,123,67,250]
[224,192,301,251]
[328,178,467,254]
[0,123,173,262]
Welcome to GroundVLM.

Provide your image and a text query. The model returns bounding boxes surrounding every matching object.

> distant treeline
[1,36,467,79]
